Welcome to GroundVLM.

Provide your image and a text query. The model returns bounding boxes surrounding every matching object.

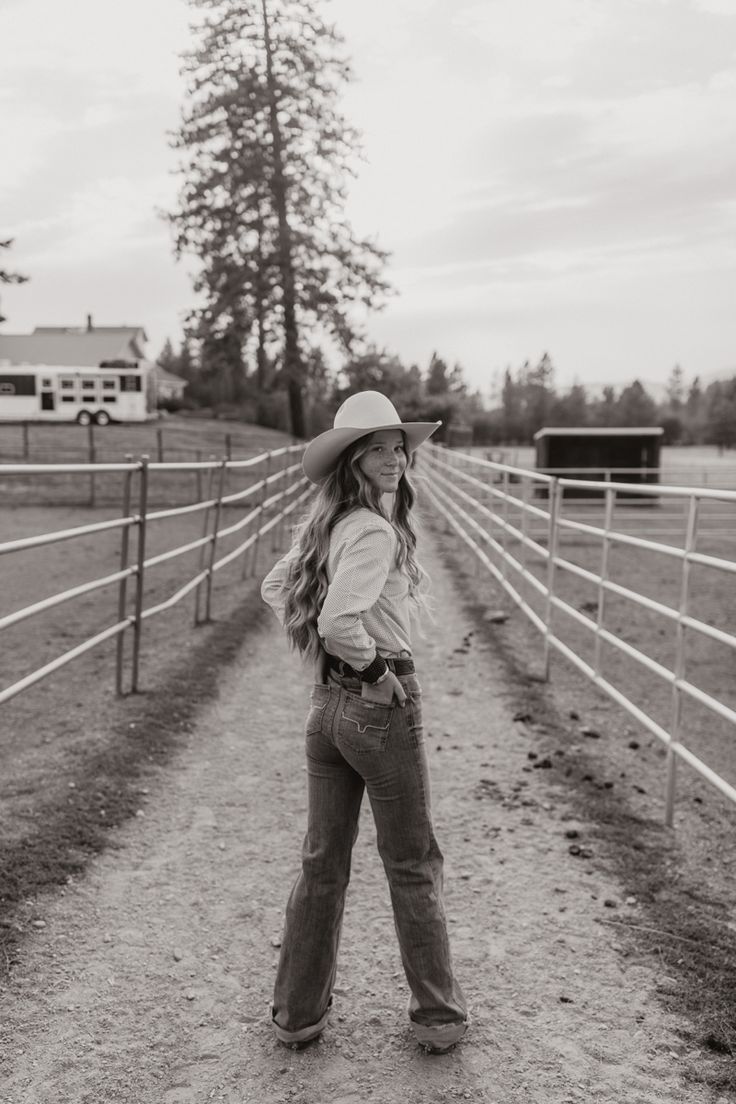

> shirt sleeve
[317,523,396,672]
[260,542,301,627]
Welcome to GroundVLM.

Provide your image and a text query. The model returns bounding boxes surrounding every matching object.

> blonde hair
[282,434,424,661]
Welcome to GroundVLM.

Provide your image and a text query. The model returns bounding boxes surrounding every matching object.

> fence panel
[0,446,310,705]
[420,444,736,825]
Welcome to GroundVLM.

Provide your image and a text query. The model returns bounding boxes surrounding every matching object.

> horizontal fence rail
[421,444,736,826]
[0,445,311,705]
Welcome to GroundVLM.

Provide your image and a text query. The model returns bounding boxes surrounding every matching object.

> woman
[261,390,468,1053]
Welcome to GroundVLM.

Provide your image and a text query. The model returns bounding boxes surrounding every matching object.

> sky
[1,0,735,401]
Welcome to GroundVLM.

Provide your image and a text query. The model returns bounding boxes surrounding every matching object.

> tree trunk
[261,0,306,439]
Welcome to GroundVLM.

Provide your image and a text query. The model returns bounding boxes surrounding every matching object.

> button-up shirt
[261,507,413,671]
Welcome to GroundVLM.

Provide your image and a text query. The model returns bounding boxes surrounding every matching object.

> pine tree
[169,0,390,436]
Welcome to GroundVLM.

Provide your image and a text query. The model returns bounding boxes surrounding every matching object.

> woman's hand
[361,670,407,706]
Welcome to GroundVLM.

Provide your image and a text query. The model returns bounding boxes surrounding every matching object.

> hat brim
[302,420,441,484]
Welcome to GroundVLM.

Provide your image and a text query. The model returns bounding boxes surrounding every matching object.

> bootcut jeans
[271,671,467,1049]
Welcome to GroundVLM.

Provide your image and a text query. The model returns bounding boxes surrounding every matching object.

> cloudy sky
[1,0,735,398]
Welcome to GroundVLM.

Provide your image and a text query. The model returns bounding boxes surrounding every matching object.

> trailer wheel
[76,410,93,426]
[94,410,111,426]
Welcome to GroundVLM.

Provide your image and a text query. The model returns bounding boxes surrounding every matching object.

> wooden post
[131,457,150,693]
[157,427,164,463]
[115,455,134,696]
[22,422,29,460]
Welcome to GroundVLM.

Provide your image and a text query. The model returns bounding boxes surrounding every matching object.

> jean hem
[271,1000,332,1046]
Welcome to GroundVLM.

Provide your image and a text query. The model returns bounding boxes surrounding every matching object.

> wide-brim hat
[303,390,441,484]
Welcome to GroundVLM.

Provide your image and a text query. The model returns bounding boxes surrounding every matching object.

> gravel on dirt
[0,527,722,1104]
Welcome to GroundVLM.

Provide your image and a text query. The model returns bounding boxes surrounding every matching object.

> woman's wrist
[359,654,389,684]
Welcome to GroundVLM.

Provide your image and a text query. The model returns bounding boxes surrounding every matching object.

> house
[155,366,188,404]
[0,316,187,406]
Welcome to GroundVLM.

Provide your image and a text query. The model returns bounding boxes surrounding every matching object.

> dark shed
[534,427,664,497]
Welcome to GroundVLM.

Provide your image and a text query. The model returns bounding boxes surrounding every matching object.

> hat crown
[334,391,402,432]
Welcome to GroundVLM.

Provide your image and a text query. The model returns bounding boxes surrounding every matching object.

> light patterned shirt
[260,507,413,672]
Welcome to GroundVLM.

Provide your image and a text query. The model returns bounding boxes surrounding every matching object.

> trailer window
[41,378,52,387]
[81,380,96,390]
[60,379,75,390]
[0,383,16,394]
[61,395,75,403]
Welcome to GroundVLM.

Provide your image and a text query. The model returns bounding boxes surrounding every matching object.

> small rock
[527,751,538,760]
[603,899,618,909]
[514,711,533,723]
[270,936,282,948]
[580,726,601,739]
[173,949,183,962]
[32,919,46,930]
[135,809,145,818]
[103,933,112,943]
[568,844,582,856]
[485,610,508,624]
[628,740,640,750]
[533,757,553,769]
[565,829,580,839]
[559,995,574,1004]
[185,990,196,1001]
[579,847,594,858]
[569,710,580,721]
[625,896,637,905]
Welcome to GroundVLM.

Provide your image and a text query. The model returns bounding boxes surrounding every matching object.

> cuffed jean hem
[271,1000,332,1047]
[411,1016,469,1052]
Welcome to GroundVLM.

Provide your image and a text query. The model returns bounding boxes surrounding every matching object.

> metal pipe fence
[421,444,736,826]
[0,445,311,705]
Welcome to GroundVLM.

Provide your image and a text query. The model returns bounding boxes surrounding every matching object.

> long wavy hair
[282,433,424,661]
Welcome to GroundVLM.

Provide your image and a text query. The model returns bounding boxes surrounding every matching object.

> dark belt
[326,653,414,680]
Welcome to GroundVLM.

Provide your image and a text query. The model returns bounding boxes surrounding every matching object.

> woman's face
[357,429,408,495]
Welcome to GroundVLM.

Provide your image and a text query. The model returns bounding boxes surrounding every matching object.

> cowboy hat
[302,391,441,484]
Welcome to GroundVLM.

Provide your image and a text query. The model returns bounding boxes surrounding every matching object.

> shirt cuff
[359,654,389,684]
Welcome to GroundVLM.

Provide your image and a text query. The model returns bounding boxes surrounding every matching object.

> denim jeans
[271,672,467,1047]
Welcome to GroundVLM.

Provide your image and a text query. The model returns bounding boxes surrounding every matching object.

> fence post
[194,458,217,625]
[115,454,135,696]
[594,485,615,677]
[22,421,29,460]
[88,421,96,508]
[249,451,272,578]
[130,456,150,693]
[542,479,560,681]
[665,494,699,827]
[275,450,290,552]
[195,449,203,503]
[501,470,510,581]
[204,459,228,622]
[225,433,232,461]
[157,427,164,463]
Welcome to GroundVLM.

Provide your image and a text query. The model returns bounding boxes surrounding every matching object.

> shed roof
[534,426,664,440]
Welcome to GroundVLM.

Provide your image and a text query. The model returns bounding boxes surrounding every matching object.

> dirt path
[0,531,719,1104]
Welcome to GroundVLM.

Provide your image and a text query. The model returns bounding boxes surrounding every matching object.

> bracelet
[373,666,391,685]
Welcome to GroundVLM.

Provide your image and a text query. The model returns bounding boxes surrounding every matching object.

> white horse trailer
[0,361,155,425]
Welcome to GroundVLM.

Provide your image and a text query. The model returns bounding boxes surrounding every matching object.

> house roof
[534,426,664,440]
[0,326,148,367]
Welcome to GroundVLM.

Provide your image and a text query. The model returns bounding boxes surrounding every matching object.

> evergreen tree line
[157,340,736,449]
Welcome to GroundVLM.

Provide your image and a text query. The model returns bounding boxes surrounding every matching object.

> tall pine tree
[169,0,390,436]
